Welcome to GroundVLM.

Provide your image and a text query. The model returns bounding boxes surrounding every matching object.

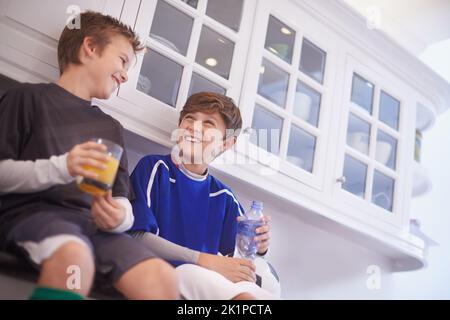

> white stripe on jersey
[210,189,244,216]
[147,160,169,208]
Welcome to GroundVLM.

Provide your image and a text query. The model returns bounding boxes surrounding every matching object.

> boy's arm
[0,141,110,194]
[129,231,256,283]
[130,231,200,263]
[0,156,134,234]
[0,154,74,194]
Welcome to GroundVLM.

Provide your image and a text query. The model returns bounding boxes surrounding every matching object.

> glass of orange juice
[77,138,123,196]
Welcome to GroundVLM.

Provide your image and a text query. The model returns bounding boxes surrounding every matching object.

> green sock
[29,287,84,300]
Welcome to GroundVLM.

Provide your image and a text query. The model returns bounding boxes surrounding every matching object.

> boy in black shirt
[0,11,178,300]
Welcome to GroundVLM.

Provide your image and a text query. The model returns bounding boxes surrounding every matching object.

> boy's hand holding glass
[67,140,109,181]
[71,138,123,196]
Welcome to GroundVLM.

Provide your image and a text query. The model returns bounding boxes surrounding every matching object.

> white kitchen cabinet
[411,97,435,197]
[115,0,257,139]
[209,0,447,269]
[237,0,337,192]
[0,0,449,270]
[331,54,416,232]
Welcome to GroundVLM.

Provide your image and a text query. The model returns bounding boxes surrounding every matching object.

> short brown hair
[179,92,243,136]
[57,11,144,74]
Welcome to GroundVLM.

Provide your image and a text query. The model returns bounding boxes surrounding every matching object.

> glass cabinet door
[250,104,283,155]
[238,0,334,190]
[149,0,193,56]
[338,59,406,217]
[257,58,290,108]
[206,0,243,32]
[342,155,368,198]
[119,0,257,133]
[299,38,326,84]
[255,15,328,176]
[138,50,183,107]
[140,0,243,107]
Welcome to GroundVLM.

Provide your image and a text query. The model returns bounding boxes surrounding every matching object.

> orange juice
[77,156,120,196]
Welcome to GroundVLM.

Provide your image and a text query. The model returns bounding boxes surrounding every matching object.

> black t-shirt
[0,82,130,228]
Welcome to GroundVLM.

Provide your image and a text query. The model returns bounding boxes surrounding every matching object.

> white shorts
[175,264,279,300]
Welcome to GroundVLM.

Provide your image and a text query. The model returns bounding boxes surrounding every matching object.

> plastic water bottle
[236,201,264,260]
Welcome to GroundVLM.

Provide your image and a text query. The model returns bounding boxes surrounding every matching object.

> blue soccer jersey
[130,154,244,256]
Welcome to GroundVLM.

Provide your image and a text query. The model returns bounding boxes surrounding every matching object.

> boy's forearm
[0,154,74,194]
[129,231,200,264]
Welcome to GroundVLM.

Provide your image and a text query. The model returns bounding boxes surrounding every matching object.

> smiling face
[86,35,134,99]
[57,11,143,99]
[177,111,234,165]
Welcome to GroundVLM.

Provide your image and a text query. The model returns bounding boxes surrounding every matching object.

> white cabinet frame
[332,54,416,229]
[117,0,257,137]
[237,0,338,191]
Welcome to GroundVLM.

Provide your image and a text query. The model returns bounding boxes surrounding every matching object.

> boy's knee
[152,258,178,283]
[39,240,95,296]
[175,264,212,283]
[117,257,179,299]
[147,258,179,298]
[45,240,94,272]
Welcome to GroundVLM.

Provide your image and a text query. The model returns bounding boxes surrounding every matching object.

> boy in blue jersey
[129,92,276,299]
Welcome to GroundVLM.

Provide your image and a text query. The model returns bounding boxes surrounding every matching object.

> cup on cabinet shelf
[375,141,392,165]
[414,129,422,162]
[295,92,312,122]
[348,132,369,155]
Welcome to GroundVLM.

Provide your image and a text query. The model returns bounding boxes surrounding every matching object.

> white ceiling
[342,0,450,54]
[342,0,450,83]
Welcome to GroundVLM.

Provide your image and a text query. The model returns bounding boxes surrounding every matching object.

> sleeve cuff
[51,153,75,184]
[109,197,134,233]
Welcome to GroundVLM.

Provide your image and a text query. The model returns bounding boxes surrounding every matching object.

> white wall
[224,190,396,299]
[387,39,450,299]
[217,169,402,299]
[390,109,450,299]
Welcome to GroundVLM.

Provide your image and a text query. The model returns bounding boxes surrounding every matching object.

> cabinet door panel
[332,54,416,229]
